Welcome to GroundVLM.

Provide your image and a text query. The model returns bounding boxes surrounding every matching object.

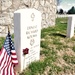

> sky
[57,0,75,11]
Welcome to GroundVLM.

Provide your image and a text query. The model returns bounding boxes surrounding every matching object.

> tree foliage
[59,9,63,14]
[57,9,64,14]
[67,6,75,14]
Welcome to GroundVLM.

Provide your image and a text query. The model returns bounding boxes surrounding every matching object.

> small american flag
[0,31,18,75]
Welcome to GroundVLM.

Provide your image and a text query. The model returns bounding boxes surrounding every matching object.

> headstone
[67,15,75,38]
[14,8,41,72]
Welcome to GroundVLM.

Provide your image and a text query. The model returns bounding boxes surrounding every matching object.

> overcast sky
[57,0,75,11]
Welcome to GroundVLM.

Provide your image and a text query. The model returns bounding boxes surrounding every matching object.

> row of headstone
[14,8,41,71]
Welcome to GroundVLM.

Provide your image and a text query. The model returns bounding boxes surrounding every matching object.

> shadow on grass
[49,33,66,38]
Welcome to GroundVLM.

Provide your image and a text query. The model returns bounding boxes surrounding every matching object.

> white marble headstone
[14,8,41,71]
[67,15,75,38]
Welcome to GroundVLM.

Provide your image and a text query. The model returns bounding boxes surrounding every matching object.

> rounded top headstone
[14,8,41,14]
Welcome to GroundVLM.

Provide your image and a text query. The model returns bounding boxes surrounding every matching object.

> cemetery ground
[0,17,75,75]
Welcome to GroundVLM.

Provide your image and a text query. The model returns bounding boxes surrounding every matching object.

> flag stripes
[0,31,18,75]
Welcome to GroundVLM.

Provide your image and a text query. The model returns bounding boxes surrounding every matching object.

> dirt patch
[65,48,75,56]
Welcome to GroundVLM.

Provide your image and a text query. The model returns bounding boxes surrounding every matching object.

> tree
[59,9,63,14]
[67,6,75,14]
[56,10,59,14]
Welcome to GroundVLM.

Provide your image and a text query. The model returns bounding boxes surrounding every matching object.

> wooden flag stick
[8,25,10,32]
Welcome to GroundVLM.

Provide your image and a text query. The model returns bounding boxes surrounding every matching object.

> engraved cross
[31,13,35,21]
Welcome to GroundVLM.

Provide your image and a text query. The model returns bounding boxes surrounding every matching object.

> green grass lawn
[0,18,75,75]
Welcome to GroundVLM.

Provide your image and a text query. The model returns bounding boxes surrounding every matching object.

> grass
[0,37,5,49]
[19,17,75,75]
[63,55,75,64]
[72,46,75,52]
[0,17,75,75]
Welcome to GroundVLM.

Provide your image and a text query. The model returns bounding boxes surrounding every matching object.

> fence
[56,14,74,18]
